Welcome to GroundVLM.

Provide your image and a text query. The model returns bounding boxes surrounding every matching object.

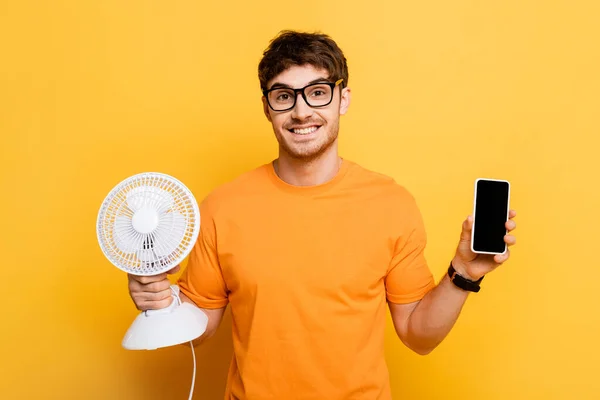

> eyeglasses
[263,78,344,112]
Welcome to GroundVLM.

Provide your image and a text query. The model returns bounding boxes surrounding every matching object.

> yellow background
[2,0,599,399]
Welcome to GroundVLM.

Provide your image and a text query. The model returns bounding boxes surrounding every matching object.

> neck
[274,145,342,187]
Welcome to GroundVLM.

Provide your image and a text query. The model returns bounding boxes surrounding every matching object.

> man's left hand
[451,210,517,281]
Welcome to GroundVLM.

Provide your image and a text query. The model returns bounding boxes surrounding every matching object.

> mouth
[287,125,321,136]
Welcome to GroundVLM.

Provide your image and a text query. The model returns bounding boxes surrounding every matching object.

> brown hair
[258,30,349,91]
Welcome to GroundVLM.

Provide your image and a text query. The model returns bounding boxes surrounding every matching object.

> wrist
[447,261,484,293]
[450,258,481,281]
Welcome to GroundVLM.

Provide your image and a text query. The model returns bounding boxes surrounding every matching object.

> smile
[289,126,320,135]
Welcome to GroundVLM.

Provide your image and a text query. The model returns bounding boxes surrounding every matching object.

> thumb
[166,264,181,275]
[460,215,473,242]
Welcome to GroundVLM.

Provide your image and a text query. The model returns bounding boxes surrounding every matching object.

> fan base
[122,297,208,350]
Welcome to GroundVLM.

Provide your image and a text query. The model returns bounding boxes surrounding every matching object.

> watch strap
[448,262,483,292]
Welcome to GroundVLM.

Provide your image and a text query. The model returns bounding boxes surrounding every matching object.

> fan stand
[122,285,208,350]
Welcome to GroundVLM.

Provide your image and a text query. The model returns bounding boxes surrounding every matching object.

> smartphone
[471,178,511,254]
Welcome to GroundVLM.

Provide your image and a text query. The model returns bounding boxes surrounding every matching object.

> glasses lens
[268,89,295,111]
[305,84,333,107]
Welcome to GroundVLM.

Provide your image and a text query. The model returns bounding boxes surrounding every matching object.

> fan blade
[153,211,187,257]
[136,234,157,262]
[137,249,157,263]
[126,188,144,212]
[127,186,174,213]
[113,216,137,254]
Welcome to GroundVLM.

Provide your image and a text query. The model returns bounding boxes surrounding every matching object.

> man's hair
[258,30,349,91]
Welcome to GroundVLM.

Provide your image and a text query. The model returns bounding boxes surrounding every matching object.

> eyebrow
[268,77,330,90]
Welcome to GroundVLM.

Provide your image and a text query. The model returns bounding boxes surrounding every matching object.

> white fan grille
[96,173,200,275]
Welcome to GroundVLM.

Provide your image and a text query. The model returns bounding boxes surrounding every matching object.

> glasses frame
[262,78,344,112]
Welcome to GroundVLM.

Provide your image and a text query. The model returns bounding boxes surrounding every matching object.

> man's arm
[389,211,517,355]
[179,291,227,347]
[388,274,469,355]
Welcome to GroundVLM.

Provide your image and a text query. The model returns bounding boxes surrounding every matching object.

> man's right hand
[127,265,181,310]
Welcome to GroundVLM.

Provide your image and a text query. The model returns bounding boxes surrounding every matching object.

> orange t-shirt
[178,159,435,400]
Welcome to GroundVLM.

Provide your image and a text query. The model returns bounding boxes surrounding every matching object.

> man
[128,30,517,399]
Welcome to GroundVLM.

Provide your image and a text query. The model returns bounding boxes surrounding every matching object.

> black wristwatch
[447,262,484,292]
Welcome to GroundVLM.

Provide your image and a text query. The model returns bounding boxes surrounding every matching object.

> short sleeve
[178,198,229,309]
[385,196,436,304]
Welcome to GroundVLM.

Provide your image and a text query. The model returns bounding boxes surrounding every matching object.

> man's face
[262,64,351,161]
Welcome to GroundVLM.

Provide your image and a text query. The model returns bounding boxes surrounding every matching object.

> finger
[139,297,173,311]
[505,219,517,231]
[509,209,517,218]
[493,249,510,264]
[460,215,473,241]
[131,287,172,302]
[129,272,168,285]
[128,276,171,294]
[141,279,172,293]
[143,288,173,302]
[504,234,516,246]
[131,290,173,310]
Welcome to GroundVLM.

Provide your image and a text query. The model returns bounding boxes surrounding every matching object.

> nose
[291,92,314,120]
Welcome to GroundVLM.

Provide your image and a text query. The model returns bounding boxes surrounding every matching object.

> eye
[308,85,330,98]
[271,89,294,103]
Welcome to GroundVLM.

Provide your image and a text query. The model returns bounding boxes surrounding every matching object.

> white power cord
[188,340,196,400]
[170,286,197,400]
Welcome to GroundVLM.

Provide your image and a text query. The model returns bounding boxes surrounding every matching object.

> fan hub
[132,207,159,234]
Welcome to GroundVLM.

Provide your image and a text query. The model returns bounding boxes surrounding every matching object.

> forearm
[405,274,470,354]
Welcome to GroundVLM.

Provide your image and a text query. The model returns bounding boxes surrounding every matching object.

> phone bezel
[470,178,511,255]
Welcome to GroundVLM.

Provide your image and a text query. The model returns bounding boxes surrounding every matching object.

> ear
[262,96,272,122]
[339,87,351,116]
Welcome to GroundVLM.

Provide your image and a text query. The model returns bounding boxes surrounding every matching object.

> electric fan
[96,172,207,397]
[96,172,208,349]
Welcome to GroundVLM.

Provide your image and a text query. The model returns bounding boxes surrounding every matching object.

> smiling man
[127,31,517,399]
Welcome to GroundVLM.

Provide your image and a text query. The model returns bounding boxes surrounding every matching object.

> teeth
[293,126,318,135]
